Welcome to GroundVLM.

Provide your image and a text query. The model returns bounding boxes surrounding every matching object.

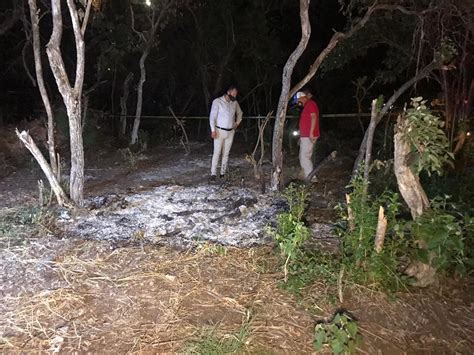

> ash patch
[65,185,284,248]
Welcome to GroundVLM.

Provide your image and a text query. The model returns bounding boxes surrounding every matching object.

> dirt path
[1,144,473,353]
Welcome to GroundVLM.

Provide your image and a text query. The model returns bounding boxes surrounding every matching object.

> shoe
[220,174,225,180]
[209,175,216,182]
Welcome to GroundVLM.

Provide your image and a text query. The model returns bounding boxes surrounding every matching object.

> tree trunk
[362,99,378,194]
[16,129,70,207]
[131,49,149,146]
[129,4,169,146]
[353,60,440,177]
[120,72,133,137]
[394,115,430,219]
[27,0,58,177]
[46,0,88,207]
[66,98,85,207]
[271,0,311,190]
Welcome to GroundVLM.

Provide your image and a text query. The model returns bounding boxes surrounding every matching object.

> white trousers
[211,129,235,175]
[299,137,316,178]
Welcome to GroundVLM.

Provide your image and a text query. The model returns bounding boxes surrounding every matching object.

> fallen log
[305,150,337,184]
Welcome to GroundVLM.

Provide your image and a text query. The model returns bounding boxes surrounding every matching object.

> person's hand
[232,123,239,130]
[310,135,317,143]
[211,131,218,139]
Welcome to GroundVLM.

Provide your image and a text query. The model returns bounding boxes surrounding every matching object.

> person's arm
[309,113,317,140]
[209,99,219,138]
[234,102,243,129]
[309,102,319,142]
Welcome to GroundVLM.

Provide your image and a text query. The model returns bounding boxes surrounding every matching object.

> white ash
[65,184,286,248]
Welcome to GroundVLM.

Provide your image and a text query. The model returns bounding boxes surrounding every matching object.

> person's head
[226,85,238,101]
[295,89,312,107]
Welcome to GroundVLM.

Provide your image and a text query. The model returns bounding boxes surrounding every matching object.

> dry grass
[1,237,473,354]
[0,240,316,353]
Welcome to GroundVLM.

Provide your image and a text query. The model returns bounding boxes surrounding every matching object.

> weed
[280,251,340,296]
[184,311,252,354]
[0,205,53,248]
[314,312,362,354]
[267,183,310,281]
[119,148,139,170]
[196,242,228,257]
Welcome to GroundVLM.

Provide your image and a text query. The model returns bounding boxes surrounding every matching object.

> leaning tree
[271,1,415,190]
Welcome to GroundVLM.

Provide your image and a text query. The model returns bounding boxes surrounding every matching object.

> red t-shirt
[299,99,320,138]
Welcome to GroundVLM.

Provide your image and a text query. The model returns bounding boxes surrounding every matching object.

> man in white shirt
[209,85,243,181]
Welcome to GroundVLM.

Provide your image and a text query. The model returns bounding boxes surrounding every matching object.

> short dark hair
[227,84,238,92]
[301,87,312,95]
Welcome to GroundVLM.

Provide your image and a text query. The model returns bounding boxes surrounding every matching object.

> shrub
[409,197,468,275]
[338,173,407,291]
[268,183,310,282]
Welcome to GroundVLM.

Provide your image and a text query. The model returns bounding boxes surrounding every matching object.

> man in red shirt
[296,89,320,179]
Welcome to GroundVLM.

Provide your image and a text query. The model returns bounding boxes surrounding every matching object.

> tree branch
[289,3,422,98]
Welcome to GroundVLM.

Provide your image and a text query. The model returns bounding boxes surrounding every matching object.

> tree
[129,0,181,146]
[270,0,311,191]
[27,0,58,178]
[271,1,408,190]
[19,0,94,207]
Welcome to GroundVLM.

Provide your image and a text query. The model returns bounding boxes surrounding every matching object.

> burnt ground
[0,141,473,354]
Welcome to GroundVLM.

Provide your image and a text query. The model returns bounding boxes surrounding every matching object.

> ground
[1,141,473,354]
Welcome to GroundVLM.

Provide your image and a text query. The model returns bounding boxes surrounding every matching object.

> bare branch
[66,0,85,94]
[28,0,57,176]
[289,3,423,98]
[81,0,92,35]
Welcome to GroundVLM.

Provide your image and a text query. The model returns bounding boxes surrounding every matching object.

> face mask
[228,94,237,102]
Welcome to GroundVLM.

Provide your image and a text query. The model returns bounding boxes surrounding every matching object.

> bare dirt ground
[1,141,473,354]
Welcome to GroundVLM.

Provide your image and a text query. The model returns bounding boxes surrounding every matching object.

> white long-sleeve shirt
[209,95,243,132]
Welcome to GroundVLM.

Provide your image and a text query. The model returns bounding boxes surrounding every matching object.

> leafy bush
[399,97,453,176]
[409,197,468,275]
[314,312,362,354]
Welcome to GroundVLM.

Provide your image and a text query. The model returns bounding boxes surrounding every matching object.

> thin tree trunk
[16,129,70,207]
[131,49,149,145]
[120,72,133,137]
[129,4,169,146]
[394,115,430,219]
[28,0,58,177]
[352,60,440,177]
[271,0,311,190]
[362,99,379,194]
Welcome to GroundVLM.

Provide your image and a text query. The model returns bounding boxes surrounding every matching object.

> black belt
[216,126,233,131]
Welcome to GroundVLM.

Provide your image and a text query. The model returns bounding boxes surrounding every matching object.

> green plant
[184,311,251,354]
[399,97,454,176]
[268,183,310,281]
[314,312,362,354]
[280,251,340,296]
[337,173,408,291]
[409,197,467,274]
[0,205,53,248]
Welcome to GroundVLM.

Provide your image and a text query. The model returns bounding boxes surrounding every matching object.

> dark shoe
[209,175,216,182]
[219,174,225,180]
